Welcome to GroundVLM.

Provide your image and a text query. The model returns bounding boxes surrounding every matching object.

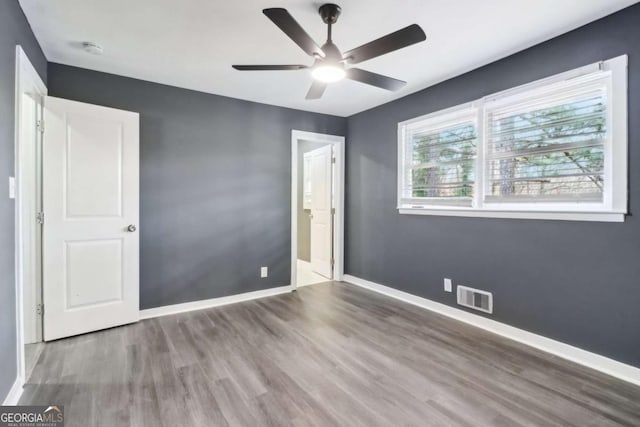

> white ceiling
[20,0,638,117]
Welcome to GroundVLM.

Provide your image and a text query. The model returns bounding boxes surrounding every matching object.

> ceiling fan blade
[346,68,406,91]
[343,24,426,64]
[305,81,327,100]
[232,65,308,71]
[263,8,325,58]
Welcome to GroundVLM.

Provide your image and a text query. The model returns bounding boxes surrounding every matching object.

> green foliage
[489,95,606,198]
[411,123,476,198]
[410,94,607,200]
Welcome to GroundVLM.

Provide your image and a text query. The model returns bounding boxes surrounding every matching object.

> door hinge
[36,119,45,134]
[36,303,44,316]
[331,157,336,164]
[36,212,44,224]
[331,208,336,214]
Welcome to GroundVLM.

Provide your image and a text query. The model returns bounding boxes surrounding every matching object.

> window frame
[397,55,628,222]
[398,103,479,208]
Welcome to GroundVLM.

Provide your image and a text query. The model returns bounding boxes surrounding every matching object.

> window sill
[398,207,625,222]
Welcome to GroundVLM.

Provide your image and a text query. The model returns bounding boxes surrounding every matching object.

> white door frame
[291,130,345,290]
[14,46,47,389]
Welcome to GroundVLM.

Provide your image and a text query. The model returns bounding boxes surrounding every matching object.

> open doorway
[15,46,47,390]
[14,47,140,397]
[299,143,332,286]
[291,130,344,290]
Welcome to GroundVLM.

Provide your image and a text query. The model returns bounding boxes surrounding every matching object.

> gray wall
[345,3,640,368]
[0,0,47,401]
[47,64,346,310]
[297,140,329,261]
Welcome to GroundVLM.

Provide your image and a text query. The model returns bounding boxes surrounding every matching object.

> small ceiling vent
[457,285,493,314]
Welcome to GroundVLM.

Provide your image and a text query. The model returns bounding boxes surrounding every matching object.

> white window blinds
[400,108,478,207]
[397,55,627,221]
[484,78,608,203]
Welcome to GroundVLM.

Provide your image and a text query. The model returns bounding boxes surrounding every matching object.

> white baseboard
[2,377,24,405]
[139,285,293,320]
[343,274,640,387]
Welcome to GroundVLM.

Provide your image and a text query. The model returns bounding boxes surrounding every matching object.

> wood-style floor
[20,282,640,426]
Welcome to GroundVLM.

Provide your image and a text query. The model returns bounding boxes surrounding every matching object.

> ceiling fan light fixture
[312,64,346,83]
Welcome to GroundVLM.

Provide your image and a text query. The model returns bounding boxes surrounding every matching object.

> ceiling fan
[232,4,427,100]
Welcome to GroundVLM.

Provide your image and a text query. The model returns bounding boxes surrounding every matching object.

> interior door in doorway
[42,96,140,341]
[309,145,333,279]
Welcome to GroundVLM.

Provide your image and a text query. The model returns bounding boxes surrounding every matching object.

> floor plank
[20,282,640,426]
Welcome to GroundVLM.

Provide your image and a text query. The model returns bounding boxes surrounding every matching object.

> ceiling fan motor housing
[320,42,342,61]
[319,4,341,24]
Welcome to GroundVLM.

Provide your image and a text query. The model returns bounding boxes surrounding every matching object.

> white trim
[607,55,628,214]
[2,378,24,406]
[397,101,477,130]
[343,274,640,387]
[291,130,345,290]
[482,61,603,104]
[13,46,47,401]
[398,208,624,222]
[139,285,293,319]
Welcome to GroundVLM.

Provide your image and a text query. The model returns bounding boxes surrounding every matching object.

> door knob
[127,224,137,232]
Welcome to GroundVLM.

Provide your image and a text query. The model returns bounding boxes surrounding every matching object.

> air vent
[457,285,493,314]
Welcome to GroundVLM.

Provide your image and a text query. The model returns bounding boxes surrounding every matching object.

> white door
[43,96,139,341]
[309,145,333,278]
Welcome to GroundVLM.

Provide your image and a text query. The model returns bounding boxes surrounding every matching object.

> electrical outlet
[8,177,15,199]
[444,278,452,292]
[260,266,268,278]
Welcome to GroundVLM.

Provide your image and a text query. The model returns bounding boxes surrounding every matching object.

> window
[400,107,478,207]
[398,55,627,222]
